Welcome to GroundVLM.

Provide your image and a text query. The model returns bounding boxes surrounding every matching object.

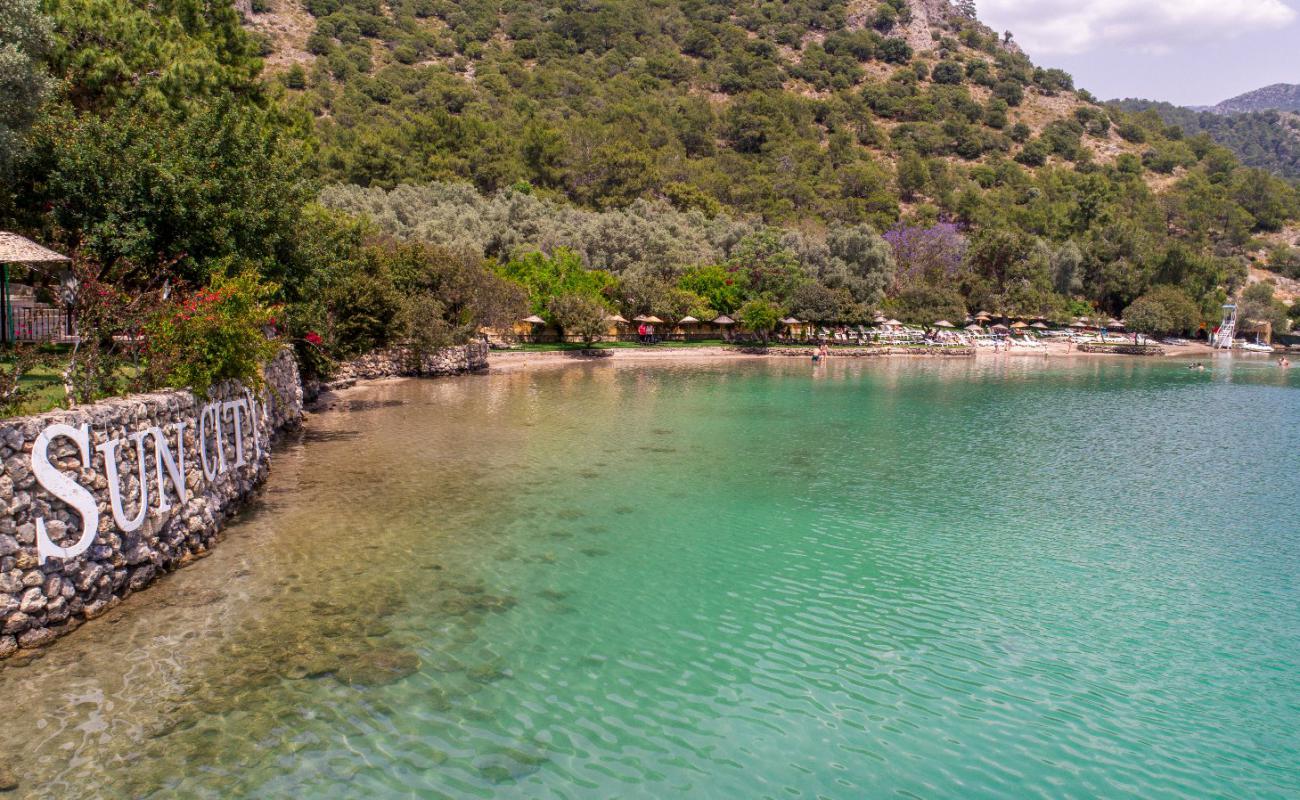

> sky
[975,0,1300,106]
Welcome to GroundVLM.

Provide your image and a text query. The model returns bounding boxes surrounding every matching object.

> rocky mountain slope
[1212,83,1300,114]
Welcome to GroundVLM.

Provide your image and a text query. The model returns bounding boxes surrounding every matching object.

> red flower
[304,331,323,346]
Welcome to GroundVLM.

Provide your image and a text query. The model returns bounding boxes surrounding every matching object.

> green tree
[737,298,781,343]
[1123,285,1199,336]
[498,248,615,314]
[547,292,608,344]
[0,0,53,175]
[897,149,929,201]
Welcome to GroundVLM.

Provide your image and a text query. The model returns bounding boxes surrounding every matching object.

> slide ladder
[1212,304,1237,349]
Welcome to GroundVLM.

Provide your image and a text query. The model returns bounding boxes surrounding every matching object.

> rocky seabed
[0,343,492,662]
[0,350,303,660]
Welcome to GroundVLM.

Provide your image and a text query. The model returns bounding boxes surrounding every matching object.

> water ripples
[0,358,1296,798]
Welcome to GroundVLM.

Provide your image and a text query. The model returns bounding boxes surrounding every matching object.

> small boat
[1240,340,1274,353]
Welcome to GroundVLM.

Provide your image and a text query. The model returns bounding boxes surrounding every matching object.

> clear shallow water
[1,356,1297,799]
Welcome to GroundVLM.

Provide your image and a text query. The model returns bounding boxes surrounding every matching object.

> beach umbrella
[874,314,887,324]
[1010,321,1028,329]
[1107,318,1124,329]
[964,324,983,332]
[632,315,650,322]
[884,319,902,327]
[712,315,735,325]
[934,320,955,328]
[1068,320,1087,329]
[677,315,700,325]
[990,323,1010,332]
[1030,321,1049,329]
[975,310,992,319]
[521,315,546,324]
[643,316,664,324]
[780,317,801,325]
[604,313,628,323]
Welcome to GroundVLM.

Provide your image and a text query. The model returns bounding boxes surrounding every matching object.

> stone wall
[0,350,302,659]
[1077,343,1166,356]
[305,342,488,402]
[733,345,975,358]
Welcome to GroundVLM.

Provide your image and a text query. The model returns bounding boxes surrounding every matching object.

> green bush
[737,298,782,343]
[146,272,283,392]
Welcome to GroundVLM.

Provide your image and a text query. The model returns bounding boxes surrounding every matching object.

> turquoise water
[1,356,1297,798]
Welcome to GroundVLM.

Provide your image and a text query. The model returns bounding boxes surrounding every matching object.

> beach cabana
[673,315,701,341]
[779,317,808,340]
[0,232,72,343]
[604,313,629,339]
[515,314,547,342]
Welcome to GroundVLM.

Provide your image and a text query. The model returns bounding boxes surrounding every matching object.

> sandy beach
[486,340,1221,372]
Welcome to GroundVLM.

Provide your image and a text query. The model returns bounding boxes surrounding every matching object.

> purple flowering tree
[883,222,968,293]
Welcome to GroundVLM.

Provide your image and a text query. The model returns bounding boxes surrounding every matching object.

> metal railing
[10,306,73,342]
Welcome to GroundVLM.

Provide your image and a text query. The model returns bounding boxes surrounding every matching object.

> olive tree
[547,292,608,344]
[737,298,781,344]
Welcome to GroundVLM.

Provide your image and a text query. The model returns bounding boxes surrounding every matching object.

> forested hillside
[1113,100,1300,181]
[1,0,1298,396]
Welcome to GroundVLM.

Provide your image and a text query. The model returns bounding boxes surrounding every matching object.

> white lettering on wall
[198,402,222,481]
[33,424,100,565]
[223,399,249,467]
[98,432,150,533]
[148,423,188,513]
[29,396,262,563]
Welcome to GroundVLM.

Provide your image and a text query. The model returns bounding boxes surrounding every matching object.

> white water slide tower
[1212,303,1237,349]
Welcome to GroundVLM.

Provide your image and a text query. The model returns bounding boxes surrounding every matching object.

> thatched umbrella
[964,323,983,332]
[884,319,902,327]
[1068,320,1088,329]
[1009,321,1028,330]
[643,316,664,325]
[604,313,629,324]
[934,320,955,328]
[1030,321,1049,330]
[712,314,735,325]
[522,315,545,324]
[678,315,700,325]
[974,310,992,320]
[0,233,71,343]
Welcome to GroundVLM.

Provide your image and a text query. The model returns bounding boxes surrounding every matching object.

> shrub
[737,298,782,343]
[146,271,282,392]
[931,61,963,85]
[547,293,608,344]
[1123,285,1199,335]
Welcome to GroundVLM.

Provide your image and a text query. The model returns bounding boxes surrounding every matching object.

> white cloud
[979,0,1297,55]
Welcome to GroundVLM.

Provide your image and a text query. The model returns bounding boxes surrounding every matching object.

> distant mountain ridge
[1211,83,1300,114]
[1111,83,1300,180]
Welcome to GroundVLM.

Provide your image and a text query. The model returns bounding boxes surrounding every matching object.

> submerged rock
[336,648,420,687]
[475,747,548,784]
[466,662,509,684]
[0,766,17,792]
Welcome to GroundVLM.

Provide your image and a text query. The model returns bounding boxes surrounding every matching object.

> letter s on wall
[33,423,101,565]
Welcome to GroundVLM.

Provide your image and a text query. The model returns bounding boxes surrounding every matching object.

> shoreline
[485,340,1222,372]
